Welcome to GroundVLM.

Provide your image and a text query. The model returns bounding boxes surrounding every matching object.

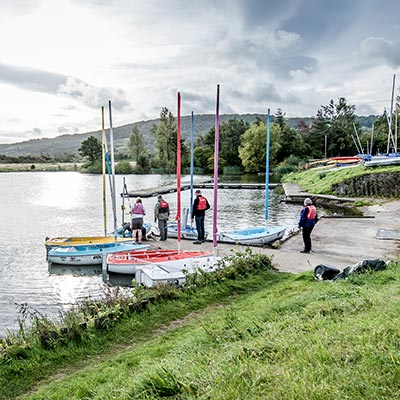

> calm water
[0,172,300,337]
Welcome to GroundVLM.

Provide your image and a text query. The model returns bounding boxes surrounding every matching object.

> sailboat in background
[167,111,208,240]
[217,108,286,246]
[45,102,140,255]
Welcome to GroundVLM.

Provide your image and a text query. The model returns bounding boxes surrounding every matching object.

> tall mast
[190,111,195,223]
[213,84,220,255]
[176,92,181,251]
[101,106,107,236]
[265,109,270,222]
[108,100,118,238]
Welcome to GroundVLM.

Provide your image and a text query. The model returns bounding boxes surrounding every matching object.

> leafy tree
[152,107,188,173]
[239,121,281,173]
[78,136,102,164]
[129,125,148,163]
[306,98,358,157]
[219,119,249,168]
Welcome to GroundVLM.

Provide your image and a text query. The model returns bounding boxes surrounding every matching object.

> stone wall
[332,172,400,198]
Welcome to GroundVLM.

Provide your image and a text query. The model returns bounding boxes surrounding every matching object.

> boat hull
[166,222,208,240]
[45,236,136,254]
[135,254,219,287]
[106,249,214,275]
[48,243,149,266]
[217,225,285,246]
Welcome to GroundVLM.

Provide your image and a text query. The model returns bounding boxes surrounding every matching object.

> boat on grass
[48,242,149,266]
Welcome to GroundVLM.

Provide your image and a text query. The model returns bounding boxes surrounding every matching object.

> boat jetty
[126,181,280,198]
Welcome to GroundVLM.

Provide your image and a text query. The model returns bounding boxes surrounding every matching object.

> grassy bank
[2,253,400,399]
[0,163,82,172]
[283,164,400,194]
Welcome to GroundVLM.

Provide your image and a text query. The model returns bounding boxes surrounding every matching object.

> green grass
[283,164,400,194]
[4,257,400,399]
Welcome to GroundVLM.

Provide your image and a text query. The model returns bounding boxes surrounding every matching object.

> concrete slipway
[148,184,400,274]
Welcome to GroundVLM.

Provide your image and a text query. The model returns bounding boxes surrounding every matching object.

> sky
[1,0,400,144]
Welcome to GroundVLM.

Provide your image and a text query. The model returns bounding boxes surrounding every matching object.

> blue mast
[265,108,271,222]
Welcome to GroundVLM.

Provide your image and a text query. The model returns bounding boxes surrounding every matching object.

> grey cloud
[272,55,318,78]
[0,63,66,93]
[25,128,43,136]
[0,63,130,111]
[360,37,400,68]
[280,0,358,50]
[57,127,69,133]
[58,77,130,111]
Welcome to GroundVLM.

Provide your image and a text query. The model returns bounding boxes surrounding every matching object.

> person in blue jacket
[298,197,318,253]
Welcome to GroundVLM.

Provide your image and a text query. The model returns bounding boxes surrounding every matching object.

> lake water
[0,171,301,337]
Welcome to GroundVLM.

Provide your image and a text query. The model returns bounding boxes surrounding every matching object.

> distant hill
[0,114,377,157]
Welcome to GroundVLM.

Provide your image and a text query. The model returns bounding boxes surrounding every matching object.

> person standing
[298,197,318,253]
[154,194,170,241]
[191,189,210,244]
[131,197,145,244]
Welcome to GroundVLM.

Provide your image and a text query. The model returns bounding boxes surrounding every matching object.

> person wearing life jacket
[154,194,170,241]
[191,189,210,244]
[131,197,146,244]
[298,197,318,253]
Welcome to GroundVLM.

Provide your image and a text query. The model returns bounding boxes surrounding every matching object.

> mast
[387,74,396,153]
[213,84,220,255]
[101,106,107,236]
[190,111,195,223]
[176,92,182,251]
[108,100,118,239]
[265,109,271,223]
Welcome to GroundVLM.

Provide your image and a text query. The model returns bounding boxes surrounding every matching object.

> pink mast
[176,92,182,250]
[213,84,220,253]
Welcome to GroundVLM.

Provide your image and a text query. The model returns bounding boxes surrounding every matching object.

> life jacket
[133,203,145,215]
[306,205,317,220]
[159,199,169,213]
[197,197,207,211]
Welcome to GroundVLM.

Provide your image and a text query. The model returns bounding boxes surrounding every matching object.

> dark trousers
[158,219,168,240]
[302,226,314,251]
[195,215,205,241]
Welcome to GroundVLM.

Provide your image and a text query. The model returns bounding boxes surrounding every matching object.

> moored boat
[45,236,136,254]
[47,242,149,266]
[105,249,215,275]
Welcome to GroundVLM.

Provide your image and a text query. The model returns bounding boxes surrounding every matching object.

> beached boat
[135,254,218,287]
[217,109,286,246]
[48,242,149,266]
[105,249,215,275]
[364,154,400,167]
[217,225,285,246]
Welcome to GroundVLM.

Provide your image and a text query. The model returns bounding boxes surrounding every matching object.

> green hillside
[0,114,377,158]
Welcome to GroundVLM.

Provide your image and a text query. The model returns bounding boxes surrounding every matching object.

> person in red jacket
[191,189,210,244]
[298,197,318,253]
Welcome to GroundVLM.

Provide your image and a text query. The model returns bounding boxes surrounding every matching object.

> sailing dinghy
[47,242,149,266]
[105,249,215,275]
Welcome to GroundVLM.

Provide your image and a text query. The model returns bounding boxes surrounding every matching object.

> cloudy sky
[1,0,400,144]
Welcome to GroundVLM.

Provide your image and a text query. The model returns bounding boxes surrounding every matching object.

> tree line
[79,97,399,175]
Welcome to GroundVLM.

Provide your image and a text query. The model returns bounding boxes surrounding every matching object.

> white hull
[217,225,285,246]
[107,253,216,275]
[135,255,219,287]
[48,243,149,266]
